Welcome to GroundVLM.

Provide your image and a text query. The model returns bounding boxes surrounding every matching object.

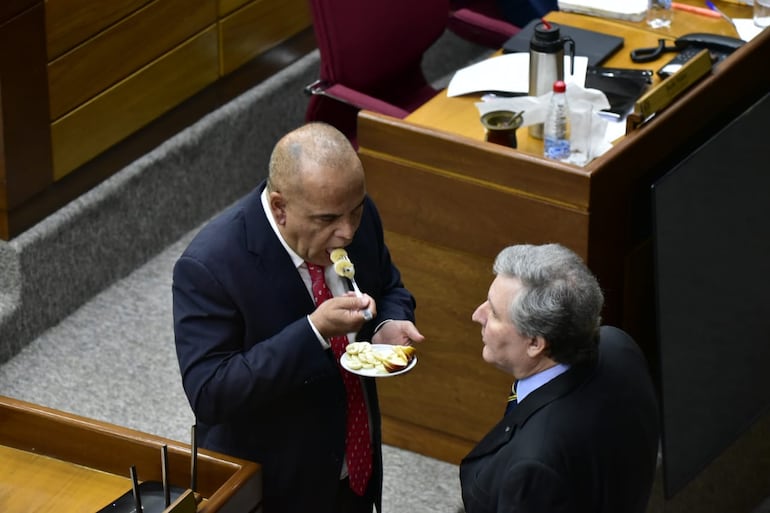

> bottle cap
[553,80,566,93]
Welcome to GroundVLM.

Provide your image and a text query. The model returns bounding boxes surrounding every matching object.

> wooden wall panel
[47,0,217,120]
[45,0,151,60]
[358,113,591,211]
[377,232,511,463]
[218,0,252,17]
[219,0,311,75]
[50,26,220,179]
[362,152,589,262]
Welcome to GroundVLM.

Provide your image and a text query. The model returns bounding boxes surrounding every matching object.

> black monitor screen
[652,91,770,497]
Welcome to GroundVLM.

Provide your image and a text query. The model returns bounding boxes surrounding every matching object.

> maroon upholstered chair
[304,0,449,146]
[304,0,522,146]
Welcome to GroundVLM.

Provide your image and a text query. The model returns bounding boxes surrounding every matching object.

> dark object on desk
[97,480,188,513]
[502,18,624,67]
[655,33,744,78]
[481,110,523,148]
[585,66,651,118]
[630,32,744,64]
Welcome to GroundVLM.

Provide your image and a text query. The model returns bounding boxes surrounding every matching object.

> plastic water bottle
[543,80,570,162]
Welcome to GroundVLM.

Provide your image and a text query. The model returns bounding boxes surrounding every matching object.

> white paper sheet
[557,0,647,21]
[446,54,589,97]
[734,18,767,41]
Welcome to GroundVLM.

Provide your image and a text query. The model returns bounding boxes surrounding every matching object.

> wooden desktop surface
[358,2,765,468]
[1,445,131,512]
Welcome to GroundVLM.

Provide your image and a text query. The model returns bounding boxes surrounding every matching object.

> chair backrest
[311,0,449,100]
[306,0,449,143]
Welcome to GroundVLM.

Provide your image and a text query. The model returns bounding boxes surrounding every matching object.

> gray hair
[493,243,603,364]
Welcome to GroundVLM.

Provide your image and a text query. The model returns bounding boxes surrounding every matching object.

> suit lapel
[464,361,596,461]
[242,183,315,314]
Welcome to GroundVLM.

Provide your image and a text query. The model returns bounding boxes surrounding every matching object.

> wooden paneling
[218,0,252,17]
[0,2,52,215]
[219,0,311,75]
[45,0,152,59]
[51,26,220,179]
[377,232,510,463]
[48,0,217,120]
[359,113,590,260]
[359,114,590,211]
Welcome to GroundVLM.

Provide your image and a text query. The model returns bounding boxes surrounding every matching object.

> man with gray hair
[460,243,659,513]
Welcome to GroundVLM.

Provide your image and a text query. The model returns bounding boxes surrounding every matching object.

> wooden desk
[358,4,768,466]
[407,5,749,155]
[0,396,262,513]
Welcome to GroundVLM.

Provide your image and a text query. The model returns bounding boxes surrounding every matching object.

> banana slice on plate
[341,342,417,376]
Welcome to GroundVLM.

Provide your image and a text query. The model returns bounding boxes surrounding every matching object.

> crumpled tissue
[476,84,614,166]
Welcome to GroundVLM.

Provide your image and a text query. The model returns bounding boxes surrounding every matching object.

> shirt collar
[260,187,304,271]
[516,363,570,403]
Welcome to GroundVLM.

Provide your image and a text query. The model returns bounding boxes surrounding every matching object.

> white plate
[340,344,418,378]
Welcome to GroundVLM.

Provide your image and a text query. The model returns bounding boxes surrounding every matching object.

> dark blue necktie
[504,380,518,416]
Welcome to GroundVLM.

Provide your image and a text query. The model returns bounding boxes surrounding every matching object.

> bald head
[267,122,363,196]
[265,122,368,264]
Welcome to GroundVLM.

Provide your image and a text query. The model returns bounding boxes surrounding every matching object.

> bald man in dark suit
[173,122,424,513]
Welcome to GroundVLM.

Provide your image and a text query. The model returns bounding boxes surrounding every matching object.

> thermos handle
[563,36,576,75]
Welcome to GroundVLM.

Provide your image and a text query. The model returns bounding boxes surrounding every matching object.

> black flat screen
[652,91,770,497]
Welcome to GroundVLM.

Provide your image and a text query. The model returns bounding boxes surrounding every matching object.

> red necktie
[307,262,372,496]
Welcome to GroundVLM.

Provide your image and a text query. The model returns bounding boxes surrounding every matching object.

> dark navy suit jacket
[172,182,416,513]
[460,326,660,513]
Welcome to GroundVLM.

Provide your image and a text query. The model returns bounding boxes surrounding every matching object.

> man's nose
[472,303,485,323]
[336,217,357,240]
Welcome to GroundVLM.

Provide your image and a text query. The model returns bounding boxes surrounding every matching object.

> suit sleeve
[173,254,333,425]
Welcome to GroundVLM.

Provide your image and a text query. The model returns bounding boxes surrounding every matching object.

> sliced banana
[344,342,416,374]
[330,248,349,263]
[333,259,355,279]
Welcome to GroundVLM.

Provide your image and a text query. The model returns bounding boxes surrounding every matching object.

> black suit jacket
[172,182,416,513]
[460,326,660,513]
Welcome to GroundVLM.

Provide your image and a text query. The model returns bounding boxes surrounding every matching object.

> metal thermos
[528,21,575,139]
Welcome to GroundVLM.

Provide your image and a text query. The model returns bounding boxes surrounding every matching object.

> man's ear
[526,336,548,358]
[269,191,286,225]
